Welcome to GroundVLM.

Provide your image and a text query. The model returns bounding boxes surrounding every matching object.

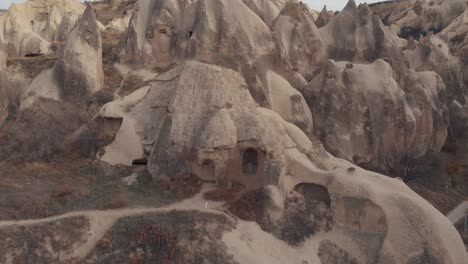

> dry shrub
[203,184,243,202]
[53,185,74,198]
[97,198,127,210]
[49,42,64,53]
[0,98,89,162]
[134,224,178,263]
[97,238,113,249]
[23,161,52,176]
[228,188,271,226]
[229,187,334,246]
[157,176,202,197]
[318,240,358,264]
[278,197,333,245]
[446,160,461,175]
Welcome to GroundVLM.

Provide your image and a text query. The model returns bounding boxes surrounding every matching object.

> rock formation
[241,0,287,27]
[273,1,327,80]
[319,1,406,69]
[405,33,464,103]
[315,6,331,28]
[21,4,104,109]
[96,58,465,262]
[303,59,448,170]
[371,0,466,39]
[55,4,104,105]
[0,0,84,56]
[0,0,466,263]
[0,45,8,126]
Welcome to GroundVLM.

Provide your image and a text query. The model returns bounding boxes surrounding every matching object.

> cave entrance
[201,159,216,181]
[132,158,148,166]
[294,183,331,207]
[242,148,259,174]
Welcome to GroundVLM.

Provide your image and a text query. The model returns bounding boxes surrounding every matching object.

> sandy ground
[447,201,468,224]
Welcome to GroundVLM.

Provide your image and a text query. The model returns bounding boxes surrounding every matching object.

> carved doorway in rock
[201,159,216,181]
[242,148,259,174]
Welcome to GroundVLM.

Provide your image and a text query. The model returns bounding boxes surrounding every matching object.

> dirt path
[447,200,468,224]
[0,184,228,260]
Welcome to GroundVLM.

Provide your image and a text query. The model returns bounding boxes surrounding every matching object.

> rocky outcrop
[95,60,465,263]
[1,0,467,262]
[315,6,331,28]
[123,0,281,106]
[54,4,104,106]
[241,0,287,27]
[0,45,8,126]
[303,59,448,170]
[54,14,75,43]
[273,1,327,81]
[435,8,468,151]
[405,33,465,105]
[371,0,466,39]
[123,0,275,68]
[319,1,406,69]
[0,0,84,56]
[440,9,468,52]
[448,100,468,152]
[20,4,104,109]
[369,0,414,27]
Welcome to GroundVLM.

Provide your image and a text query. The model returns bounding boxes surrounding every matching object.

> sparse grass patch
[0,216,90,263]
[0,160,201,220]
[85,212,236,263]
[203,186,243,202]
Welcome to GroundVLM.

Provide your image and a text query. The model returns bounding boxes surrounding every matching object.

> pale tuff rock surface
[241,0,287,27]
[20,4,104,109]
[405,33,465,103]
[315,6,332,28]
[106,13,132,32]
[20,68,61,110]
[55,4,104,106]
[441,8,468,52]
[0,0,84,56]
[391,0,465,38]
[303,59,448,170]
[0,0,467,263]
[0,45,8,126]
[123,0,323,106]
[266,71,314,135]
[98,59,465,263]
[319,1,406,70]
[124,0,275,68]
[273,1,327,80]
[403,33,467,149]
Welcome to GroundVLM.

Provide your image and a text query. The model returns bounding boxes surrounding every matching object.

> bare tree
[386,148,417,182]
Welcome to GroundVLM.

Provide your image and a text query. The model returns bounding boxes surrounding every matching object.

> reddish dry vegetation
[407,152,467,214]
[132,224,178,264]
[0,216,90,264]
[203,183,244,202]
[87,212,235,263]
[156,176,202,198]
[0,158,201,220]
[227,188,269,222]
